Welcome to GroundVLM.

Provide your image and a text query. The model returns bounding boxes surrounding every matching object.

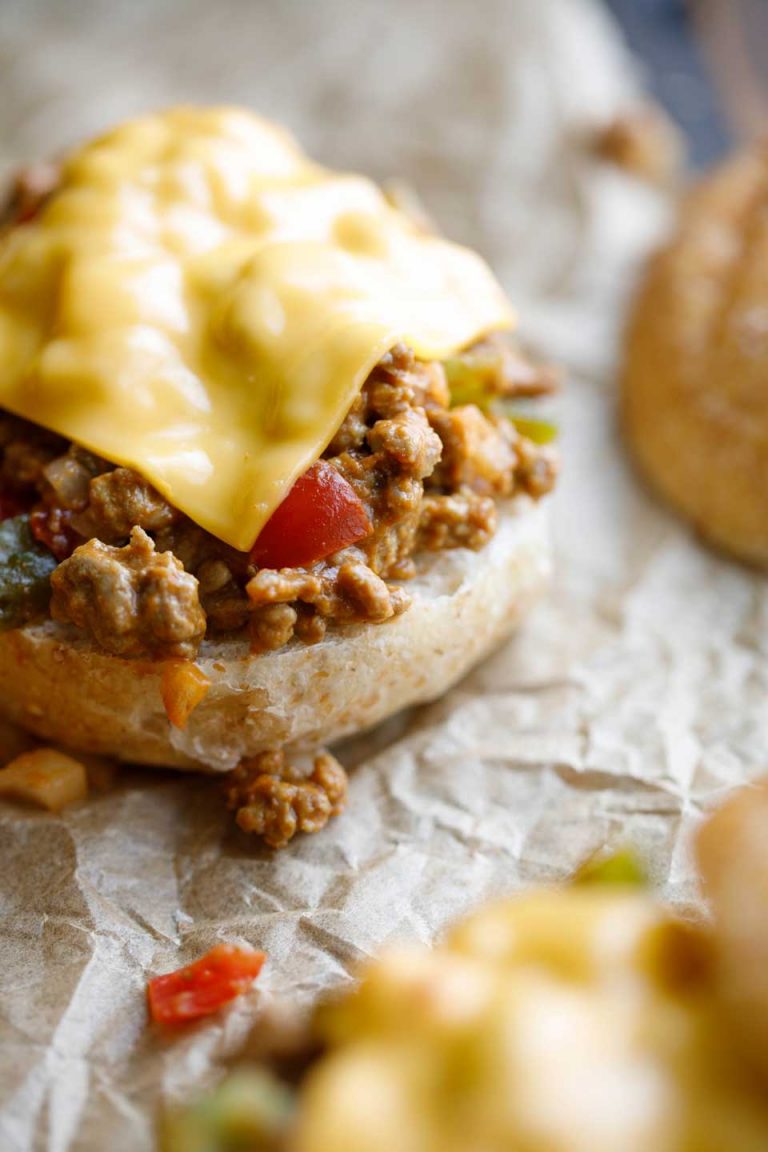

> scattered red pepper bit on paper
[147,943,266,1025]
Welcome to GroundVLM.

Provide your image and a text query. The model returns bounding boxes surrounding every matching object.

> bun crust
[0,501,550,772]
[622,146,768,565]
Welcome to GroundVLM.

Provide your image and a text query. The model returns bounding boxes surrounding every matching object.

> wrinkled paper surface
[1,2,764,1149]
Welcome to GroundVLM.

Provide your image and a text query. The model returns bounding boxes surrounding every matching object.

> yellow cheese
[294,892,768,1152]
[0,107,514,550]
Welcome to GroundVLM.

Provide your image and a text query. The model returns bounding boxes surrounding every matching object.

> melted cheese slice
[0,107,514,550]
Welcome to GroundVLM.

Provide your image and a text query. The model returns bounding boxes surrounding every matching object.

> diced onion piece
[42,454,93,509]
[161,660,210,730]
[0,747,88,811]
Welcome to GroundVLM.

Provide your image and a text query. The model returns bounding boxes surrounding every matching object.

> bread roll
[0,499,550,772]
[622,146,768,564]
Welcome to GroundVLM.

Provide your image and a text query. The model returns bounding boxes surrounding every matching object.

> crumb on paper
[0,746,88,811]
[224,749,348,849]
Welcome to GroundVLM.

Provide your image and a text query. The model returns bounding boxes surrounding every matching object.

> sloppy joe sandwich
[0,107,557,842]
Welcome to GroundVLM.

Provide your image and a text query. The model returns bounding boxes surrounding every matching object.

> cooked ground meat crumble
[224,748,348,849]
[0,338,557,662]
[50,527,206,660]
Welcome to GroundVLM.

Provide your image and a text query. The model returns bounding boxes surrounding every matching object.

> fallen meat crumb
[223,749,348,849]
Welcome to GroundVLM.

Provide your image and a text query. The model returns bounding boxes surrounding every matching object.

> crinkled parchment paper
[2,2,765,1149]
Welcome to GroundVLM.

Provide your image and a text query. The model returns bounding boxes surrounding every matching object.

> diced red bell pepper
[29,506,81,560]
[147,943,266,1026]
[249,460,372,569]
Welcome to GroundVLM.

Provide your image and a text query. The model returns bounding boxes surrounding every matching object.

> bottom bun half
[0,500,551,772]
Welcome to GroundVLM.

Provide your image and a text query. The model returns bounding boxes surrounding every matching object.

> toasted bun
[622,146,768,565]
[0,500,550,772]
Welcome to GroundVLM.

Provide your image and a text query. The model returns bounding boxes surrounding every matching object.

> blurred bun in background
[622,142,768,564]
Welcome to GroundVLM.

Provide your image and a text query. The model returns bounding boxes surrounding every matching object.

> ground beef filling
[0,341,557,660]
[50,527,206,660]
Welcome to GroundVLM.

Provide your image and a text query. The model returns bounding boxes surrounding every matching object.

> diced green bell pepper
[162,1068,295,1152]
[0,516,57,630]
[574,848,648,889]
